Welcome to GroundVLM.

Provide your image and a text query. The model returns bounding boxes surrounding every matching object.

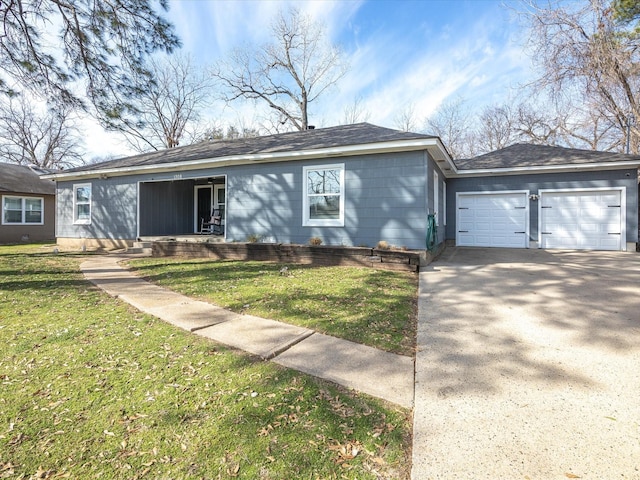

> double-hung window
[73,183,92,224]
[2,196,44,225]
[303,164,344,227]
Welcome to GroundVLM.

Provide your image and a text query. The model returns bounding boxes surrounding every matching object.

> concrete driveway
[412,247,640,480]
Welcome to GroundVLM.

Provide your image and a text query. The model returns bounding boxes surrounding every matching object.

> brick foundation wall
[152,242,428,272]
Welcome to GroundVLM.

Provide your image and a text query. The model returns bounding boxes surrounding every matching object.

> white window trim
[302,164,345,227]
[73,183,92,225]
[443,181,447,226]
[433,171,439,226]
[2,195,44,225]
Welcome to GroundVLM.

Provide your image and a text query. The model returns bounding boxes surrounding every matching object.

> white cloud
[78,0,534,156]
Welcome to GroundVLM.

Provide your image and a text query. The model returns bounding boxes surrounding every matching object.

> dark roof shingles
[66,123,435,173]
[0,163,56,195]
[454,143,640,170]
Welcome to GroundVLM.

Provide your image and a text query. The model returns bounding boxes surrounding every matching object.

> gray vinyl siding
[446,169,639,244]
[226,151,431,249]
[54,150,437,250]
[56,178,138,240]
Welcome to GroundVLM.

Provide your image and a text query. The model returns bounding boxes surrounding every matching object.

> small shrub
[376,240,390,250]
[309,237,323,246]
[246,234,261,243]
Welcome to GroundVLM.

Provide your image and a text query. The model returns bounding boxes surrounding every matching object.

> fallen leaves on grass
[328,441,362,463]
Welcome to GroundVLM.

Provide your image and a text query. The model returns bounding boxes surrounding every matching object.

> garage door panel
[540,190,622,251]
[457,192,528,248]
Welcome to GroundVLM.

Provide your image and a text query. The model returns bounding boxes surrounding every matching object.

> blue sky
[85,0,532,159]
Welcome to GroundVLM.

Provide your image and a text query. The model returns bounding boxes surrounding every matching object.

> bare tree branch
[341,95,371,125]
[113,54,215,152]
[522,0,640,152]
[213,7,348,131]
[425,98,477,159]
[394,103,419,132]
[0,96,84,168]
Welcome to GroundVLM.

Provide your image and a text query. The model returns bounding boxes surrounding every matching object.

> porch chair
[200,209,223,235]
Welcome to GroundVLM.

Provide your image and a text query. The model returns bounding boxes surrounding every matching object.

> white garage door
[457,192,529,248]
[539,190,623,251]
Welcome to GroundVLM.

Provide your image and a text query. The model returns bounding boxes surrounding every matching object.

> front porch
[138,175,226,238]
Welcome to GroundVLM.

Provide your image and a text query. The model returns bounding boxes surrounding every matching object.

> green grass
[0,245,412,479]
[127,258,418,356]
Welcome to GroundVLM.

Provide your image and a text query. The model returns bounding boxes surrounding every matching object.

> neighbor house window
[73,183,92,224]
[2,196,44,225]
[303,164,344,227]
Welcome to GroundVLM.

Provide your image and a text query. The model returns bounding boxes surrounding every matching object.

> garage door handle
[458,207,469,210]
[608,232,621,235]
[608,205,621,208]
[514,207,526,209]
[458,230,469,233]
[541,232,552,235]
[514,231,525,234]
[541,206,552,208]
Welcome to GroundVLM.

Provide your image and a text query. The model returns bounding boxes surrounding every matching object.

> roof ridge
[62,123,436,174]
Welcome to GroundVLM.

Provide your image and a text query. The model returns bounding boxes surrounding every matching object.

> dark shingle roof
[455,143,640,170]
[0,163,56,195]
[65,123,436,173]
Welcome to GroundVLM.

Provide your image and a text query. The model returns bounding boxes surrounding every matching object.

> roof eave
[42,138,453,181]
[451,160,640,178]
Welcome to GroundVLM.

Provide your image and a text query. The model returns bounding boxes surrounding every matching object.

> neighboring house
[446,144,640,251]
[43,124,640,252]
[0,162,56,244]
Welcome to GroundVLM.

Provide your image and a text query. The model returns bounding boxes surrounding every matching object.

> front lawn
[127,258,418,356]
[0,245,412,479]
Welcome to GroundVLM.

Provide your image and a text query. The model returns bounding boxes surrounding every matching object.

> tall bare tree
[0,0,180,127]
[0,96,84,169]
[522,0,640,153]
[475,105,518,153]
[115,54,214,152]
[342,96,371,125]
[426,98,477,159]
[213,8,348,131]
[394,103,419,132]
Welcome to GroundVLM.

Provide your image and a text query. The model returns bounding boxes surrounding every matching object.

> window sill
[304,220,344,227]
[2,222,45,226]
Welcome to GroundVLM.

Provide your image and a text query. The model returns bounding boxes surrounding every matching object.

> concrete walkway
[80,254,414,408]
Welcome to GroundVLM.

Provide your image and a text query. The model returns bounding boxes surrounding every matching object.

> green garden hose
[426,214,437,251]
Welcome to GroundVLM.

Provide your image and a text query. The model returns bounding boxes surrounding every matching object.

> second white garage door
[457,192,529,248]
[539,189,624,251]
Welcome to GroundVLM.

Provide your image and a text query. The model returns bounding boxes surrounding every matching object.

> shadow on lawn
[129,259,417,355]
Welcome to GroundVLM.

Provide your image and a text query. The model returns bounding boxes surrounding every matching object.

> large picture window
[73,183,92,224]
[303,164,344,227]
[2,196,44,225]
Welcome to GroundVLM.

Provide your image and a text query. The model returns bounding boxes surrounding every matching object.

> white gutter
[450,160,640,177]
[42,138,454,181]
